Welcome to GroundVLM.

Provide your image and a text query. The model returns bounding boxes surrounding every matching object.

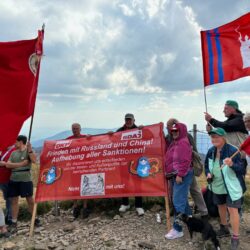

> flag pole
[203,86,208,113]
[29,24,45,238]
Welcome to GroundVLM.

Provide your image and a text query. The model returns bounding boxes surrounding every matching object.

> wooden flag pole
[29,23,45,238]
[203,86,208,113]
[165,195,171,232]
[29,203,38,238]
[220,148,241,169]
[164,178,171,232]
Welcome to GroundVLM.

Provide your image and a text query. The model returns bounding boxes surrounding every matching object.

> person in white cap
[116,113,144,216]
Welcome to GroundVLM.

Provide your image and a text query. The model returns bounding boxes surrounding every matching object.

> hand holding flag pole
[220,137,250,169]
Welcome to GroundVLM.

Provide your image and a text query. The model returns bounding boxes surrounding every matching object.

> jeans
[0,183,12,221]
[172,170,193,232]
[122,197,143,208]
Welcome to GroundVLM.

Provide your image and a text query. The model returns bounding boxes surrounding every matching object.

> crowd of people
[0,99,249,250]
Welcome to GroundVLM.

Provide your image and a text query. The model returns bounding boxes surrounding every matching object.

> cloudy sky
[1,0,250,139]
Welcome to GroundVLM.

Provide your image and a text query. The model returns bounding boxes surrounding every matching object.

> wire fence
[189,124,212,156]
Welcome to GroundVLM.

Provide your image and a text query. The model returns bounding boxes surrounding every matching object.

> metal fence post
[193,124,197,147]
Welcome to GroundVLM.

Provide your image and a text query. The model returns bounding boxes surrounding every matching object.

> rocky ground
[1,205,250,250]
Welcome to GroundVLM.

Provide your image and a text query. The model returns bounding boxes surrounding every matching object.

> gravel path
[1,206,250,250]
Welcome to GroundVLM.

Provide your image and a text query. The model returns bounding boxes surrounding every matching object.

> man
[166,118,208,217]
[205,100,248,148]
[0,145,15,225]
[67,123,90,219]
[0,135,37,232]
[116,113,145,216]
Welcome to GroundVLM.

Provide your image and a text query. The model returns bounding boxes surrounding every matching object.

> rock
[138,241,156,249]
[113,215,121,220]
[150,204,162,213]
[60,240,69,247]
[88,217,101,224]
[16,228,29,235]
[63,224,75,232]
[48,243,58,250]
[2,242,16,250]
[35,244,48,250]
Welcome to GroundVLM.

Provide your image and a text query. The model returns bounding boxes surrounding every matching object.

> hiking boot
[136,207,145,216]
[0,231,11,238]
[35,218,41,227]
[8,222,17,234]
[231,238,239,250]
[82,208,91,219]
[5,216,12,226]
[217,224,230,238]
[73,207,81,219]
[119,205,130,213]
[165,228,184,240]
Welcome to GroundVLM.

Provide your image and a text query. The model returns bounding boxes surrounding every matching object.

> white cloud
[1,0,250,137]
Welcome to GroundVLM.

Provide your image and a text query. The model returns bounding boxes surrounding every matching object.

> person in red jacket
[165,123,193,240]
[0,145,15,225]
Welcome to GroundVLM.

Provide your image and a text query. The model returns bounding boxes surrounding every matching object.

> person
[0,207,10,238]
[116,113,145,216]
[0,135,38,232]
[243,112,250,167]
[166,118,208,217]
[205,128,246,250]
[165,123,193,239]
[67,123,90,219]
[0,145,15,225]
[205,100,248,221]
[204,100,248,148]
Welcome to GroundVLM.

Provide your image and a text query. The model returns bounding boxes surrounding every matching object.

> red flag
[201,13,250,86]
[0,30,44,150]
[240,137,250,155]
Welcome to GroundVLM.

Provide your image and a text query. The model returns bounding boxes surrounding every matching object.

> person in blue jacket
[205,128,246,250]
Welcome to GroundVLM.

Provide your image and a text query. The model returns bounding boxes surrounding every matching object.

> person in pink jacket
[165,123,193,240]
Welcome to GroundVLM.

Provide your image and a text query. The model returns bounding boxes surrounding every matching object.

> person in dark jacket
[116,113,145,216]
[204,100,248,147]
[205,128,246,250]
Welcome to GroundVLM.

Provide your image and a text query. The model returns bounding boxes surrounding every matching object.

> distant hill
[31,128,114,148]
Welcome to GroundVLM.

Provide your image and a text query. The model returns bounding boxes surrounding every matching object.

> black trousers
[122,197,143,208]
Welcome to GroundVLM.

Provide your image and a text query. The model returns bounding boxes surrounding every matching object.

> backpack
[192,150,204,177]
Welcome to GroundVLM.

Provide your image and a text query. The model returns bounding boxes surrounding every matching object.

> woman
[0,207,10,238]
[165,123,193,239]
[205,128,246,250]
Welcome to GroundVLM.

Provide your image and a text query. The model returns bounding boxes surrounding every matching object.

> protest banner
[30,123,169,236]
[35,123,167,202]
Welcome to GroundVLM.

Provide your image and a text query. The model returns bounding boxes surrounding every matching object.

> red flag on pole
[201,12,250,86]
[0,29,44,150]
[240,137,250,155]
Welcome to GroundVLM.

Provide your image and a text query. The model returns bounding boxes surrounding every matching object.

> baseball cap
[208,127,227,136]
[225,100,239,110]
[125,113,134,119]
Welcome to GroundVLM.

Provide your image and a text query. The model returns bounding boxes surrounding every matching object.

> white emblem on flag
[29,53,39,75]
[236,27,250,69]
